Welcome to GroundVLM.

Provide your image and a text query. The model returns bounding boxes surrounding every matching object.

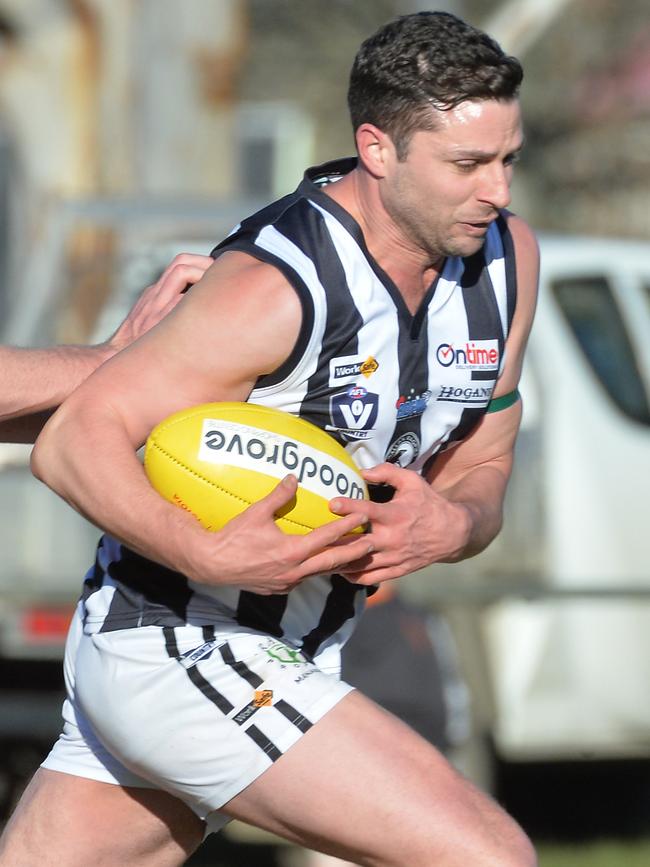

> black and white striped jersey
[82,158,517,666]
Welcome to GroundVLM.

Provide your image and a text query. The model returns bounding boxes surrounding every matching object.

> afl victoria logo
[329,386,379,441]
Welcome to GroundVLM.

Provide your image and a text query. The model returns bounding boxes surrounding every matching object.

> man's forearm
[438,461,511,562]
[0,343,112,423]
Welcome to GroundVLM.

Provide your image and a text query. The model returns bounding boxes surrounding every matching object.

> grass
[537,839,650,867]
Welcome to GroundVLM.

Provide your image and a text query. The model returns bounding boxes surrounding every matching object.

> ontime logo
[436,340,499,370]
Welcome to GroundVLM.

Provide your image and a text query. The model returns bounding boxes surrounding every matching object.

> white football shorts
[42,604,354,833]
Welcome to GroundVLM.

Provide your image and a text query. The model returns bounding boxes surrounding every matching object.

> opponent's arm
[0,254,212,441]
[31,252,372,595]
[332,214,539,584]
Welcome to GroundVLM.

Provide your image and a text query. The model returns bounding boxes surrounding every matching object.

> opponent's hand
[107,253,214,352]
[329,462,472,585]
[193,474,373,595]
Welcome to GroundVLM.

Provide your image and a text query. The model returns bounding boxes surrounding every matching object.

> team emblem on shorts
[385,432,420,467]
[265,643,307,665]
[328,385,379,442]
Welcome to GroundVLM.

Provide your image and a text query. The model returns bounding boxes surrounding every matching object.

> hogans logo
[327,385,379,442]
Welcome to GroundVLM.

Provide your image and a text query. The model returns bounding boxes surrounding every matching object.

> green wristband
[486,388,520,414]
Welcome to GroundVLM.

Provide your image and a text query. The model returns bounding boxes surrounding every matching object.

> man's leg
[222,691,536,867]
[0,769,204,867]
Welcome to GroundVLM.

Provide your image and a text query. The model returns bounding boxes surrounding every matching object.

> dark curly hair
[348,11,523,159]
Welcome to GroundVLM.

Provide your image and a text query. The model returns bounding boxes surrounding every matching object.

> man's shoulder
[499,210,539,260]
[211,189,305,258]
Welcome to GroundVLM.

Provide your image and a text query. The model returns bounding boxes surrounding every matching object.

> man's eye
[504,152,521,167]
[456,161,477,172]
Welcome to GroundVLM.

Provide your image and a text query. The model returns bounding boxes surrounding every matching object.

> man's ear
[354,123,394,179]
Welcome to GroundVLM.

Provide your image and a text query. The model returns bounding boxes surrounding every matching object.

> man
[0,253,213,442]
[2,12,538,867]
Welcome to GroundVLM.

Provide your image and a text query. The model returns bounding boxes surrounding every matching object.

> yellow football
[143,402,368,535]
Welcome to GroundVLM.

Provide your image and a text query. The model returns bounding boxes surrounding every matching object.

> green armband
[486,388,520,414]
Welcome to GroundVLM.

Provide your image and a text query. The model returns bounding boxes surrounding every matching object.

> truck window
[553,275,650,425]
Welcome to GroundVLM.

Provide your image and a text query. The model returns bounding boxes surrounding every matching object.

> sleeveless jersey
[81,158,517,668]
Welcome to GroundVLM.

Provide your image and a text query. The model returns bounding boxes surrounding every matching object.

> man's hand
[189,474,373,595]
[106,253,214,353]
[0,254,215,440]
[328,462,472,585]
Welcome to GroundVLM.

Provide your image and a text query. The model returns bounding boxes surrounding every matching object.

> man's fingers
[329,496,379,519]
[361,461,413,487]
[300,511,369,554]
[154,261,214,300]
[158,253,213,282]
[299,534,374,578]
[249,474,299,517]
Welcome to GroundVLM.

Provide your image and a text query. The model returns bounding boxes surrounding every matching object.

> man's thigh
[0,769,204,867]
[222,690,536,867]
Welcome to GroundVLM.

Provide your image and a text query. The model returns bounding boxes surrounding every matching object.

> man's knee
[388,784,536,867]
[394,824,536,867]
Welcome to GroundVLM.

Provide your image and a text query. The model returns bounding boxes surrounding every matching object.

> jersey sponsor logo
[233,703,259,725]
[178,639,219,669]
[199,419,365,500]
[253,689,274,707]
[436,340,499,371]
[328,354,379,387]
[437,384,494,406]
[265,643,308,665]
[395,389,432,420]
[327,385,379,442]
[385,432,420,468]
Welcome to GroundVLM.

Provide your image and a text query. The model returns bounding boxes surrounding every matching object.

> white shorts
[42,604,354,833]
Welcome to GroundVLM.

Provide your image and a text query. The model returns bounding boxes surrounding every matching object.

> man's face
[379,99,524,261]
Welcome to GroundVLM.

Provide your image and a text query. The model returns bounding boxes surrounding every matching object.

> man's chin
[444,235,487,258]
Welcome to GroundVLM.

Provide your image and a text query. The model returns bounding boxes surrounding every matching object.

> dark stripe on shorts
[245,725,283,762]
[219,642,264,688]
[202,625,216,641]
[181,642,284,763]
[186,665,234,715]
[275,699,313,733]
[163,626,180,658]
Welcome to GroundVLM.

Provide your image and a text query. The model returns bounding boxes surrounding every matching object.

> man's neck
[323,167,444,314]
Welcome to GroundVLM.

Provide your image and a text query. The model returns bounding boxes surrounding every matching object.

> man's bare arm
[0,254,212,441]
[31,252,372,594]
[332,215,540,583]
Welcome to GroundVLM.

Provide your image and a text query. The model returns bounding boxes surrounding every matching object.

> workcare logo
[436,340,499,371]
[328,354,379,387]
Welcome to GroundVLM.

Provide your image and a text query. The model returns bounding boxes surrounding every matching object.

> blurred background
[0,1,649,865]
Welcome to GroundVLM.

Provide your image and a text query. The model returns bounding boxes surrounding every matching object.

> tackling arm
[0,254,212,441]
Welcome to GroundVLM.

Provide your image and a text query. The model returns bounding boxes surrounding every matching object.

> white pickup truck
[1,206,648,811]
